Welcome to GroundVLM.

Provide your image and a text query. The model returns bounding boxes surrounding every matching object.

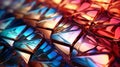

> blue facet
[0,17,15,30]
[28,7,48,15]
[0,25,26,39]
[52,60,61,66]
[48,51,57,59]
[0,10,5,18]
[43,46,51,52]
[45,8,56,17]
[0,46,4,51]
[72,49,78,56]
[14,39,42,52]
[72,57,97,67]
[26,33,35,40]
[56,56,62,61]
[0,47,14,63]
[23,28,33,36]
[52,34,71,44]
[39,42,47,49]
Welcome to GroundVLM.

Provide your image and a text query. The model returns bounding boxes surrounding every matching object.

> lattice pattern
[0,0,120,67]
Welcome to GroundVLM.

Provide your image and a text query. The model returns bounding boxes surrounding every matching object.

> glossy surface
[0,0,120,67]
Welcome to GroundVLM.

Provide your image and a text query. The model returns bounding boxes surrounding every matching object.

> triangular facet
[44,8,56,18]
[24,7,48,20]
[72,56,96,67]
[0,25,26,39]
[27,7,48,15]
[52,30,81,44]
[14,39,42,52]
[87,54,109,65]
[2,38,14,46]
[17,51,31,63]
[37,15,62,29]
[0,17,15,30]
[54,43,70,55]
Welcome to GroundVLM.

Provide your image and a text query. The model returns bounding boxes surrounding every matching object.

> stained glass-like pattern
[0,0,120,67]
